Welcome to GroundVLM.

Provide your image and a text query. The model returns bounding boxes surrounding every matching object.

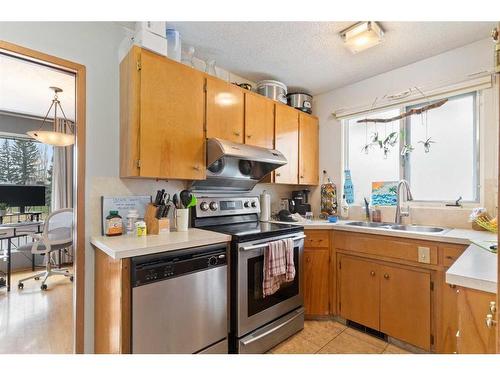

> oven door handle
[239,234,306,251]
[240,308,304,346]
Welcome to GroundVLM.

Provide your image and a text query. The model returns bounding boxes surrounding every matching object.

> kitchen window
[344,91,479,204]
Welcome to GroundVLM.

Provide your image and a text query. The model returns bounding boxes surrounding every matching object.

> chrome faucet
[395,180,413,224]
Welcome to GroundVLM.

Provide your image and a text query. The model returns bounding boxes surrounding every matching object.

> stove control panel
[195,196,260,218]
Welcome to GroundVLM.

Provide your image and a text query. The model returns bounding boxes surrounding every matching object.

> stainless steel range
[191,196,305,353]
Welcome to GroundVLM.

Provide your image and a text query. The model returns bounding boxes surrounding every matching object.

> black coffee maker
[291,189,311,215]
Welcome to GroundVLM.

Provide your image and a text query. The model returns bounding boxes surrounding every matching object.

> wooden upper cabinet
[244,93,274,149]
[299,113,319,185]
[274,104,299,184]
[304,248,330,316]
[206,77,244,143]
[120,47,205,180]
[379,264,431,351]
[339,256,380,331]
[457,287,497,353]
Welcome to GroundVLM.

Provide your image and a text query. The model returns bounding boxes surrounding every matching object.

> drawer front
[0,228,14,239]
[304,230,330,248]
[441,245,466,267]
[334,232,438,265]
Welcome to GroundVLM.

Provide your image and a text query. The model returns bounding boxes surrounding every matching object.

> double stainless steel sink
[345,221,446,233]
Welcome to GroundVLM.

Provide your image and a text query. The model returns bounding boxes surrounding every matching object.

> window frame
[343,91,480,204]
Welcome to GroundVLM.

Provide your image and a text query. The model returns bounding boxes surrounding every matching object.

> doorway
[0,41,85,353]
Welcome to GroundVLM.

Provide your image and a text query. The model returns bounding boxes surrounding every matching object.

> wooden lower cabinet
[457,287,497,353]
[379,264,431,351]
[303,248,330,316]
[338,254,431,350]
[339,256,380,330]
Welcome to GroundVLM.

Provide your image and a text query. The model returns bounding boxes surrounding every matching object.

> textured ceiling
[165,21,496,95]
[0,54,75,120]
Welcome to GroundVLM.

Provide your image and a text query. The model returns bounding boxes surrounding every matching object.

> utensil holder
[175,208,189,232]
[144,203,170,235]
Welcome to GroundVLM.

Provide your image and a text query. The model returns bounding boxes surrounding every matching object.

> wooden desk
[0,221,44,291]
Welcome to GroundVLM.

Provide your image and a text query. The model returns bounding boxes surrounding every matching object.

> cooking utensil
[186,195,197,209]
[180,190,191,209]
[256,80,287,103]
[172,194,179,209]
[286,92,312,114]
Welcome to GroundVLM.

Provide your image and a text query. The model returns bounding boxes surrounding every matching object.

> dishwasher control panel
[131,245,227,287]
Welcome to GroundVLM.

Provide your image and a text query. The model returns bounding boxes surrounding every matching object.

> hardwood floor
[268,320,412,354]
[0,268,73,354]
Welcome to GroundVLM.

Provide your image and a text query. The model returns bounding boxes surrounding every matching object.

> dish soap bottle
[341,194,349,219]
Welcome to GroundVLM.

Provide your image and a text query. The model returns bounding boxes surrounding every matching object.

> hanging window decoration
[357,87,446,156]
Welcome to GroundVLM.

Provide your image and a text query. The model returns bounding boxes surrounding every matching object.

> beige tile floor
[269,320,412,354]
[0,268,74,354]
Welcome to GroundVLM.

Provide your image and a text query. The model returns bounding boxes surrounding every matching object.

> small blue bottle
[344,170,354,204]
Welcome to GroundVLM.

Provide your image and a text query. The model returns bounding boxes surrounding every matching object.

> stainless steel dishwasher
[131,243,228,354]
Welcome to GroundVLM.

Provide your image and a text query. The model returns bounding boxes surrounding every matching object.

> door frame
[0,40,86,353]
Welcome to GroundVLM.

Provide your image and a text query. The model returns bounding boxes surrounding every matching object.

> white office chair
[17,208,74,290]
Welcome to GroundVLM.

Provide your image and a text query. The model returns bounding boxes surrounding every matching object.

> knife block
[144,203,170,235]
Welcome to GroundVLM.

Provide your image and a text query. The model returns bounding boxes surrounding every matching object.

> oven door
[236,232,304,337]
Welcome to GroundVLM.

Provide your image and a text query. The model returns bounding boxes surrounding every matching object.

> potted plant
[0,202,8,217]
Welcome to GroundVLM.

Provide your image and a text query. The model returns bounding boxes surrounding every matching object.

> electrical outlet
[418,246,430,264]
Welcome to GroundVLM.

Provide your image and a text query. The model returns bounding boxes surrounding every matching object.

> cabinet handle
[234,131,241,136]
[446,255,454,259]
[193,165,200,171]
[276,172,281,177]
[370,271,375,277]
[383,273,390,280]
[246,134,252,138]
[300,175,304,179]
[490,301,497,314]
[485,314,497,328]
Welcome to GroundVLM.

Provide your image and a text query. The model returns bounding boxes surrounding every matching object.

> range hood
[190,138,287,192]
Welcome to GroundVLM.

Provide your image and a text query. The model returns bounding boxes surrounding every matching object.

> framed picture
[371,181,398,206]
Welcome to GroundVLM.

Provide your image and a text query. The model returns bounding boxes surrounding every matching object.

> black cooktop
[205,221,303,242]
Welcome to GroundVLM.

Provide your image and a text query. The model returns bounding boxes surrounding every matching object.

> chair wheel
[18,283,24,289]
[40,284,48,290]
[70,276,74,282]
[34,277,40,280]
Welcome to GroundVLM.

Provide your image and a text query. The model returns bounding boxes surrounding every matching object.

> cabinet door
[380,265,431,351]
[339,256,380,330]
[299,114,319,185]
[438,278,459,353]
[304,248,330,316]
[457,288,497,353]
[274,105,299,184]
[244,93,274,149]
[139,50,205,179]
[206,77,244,143]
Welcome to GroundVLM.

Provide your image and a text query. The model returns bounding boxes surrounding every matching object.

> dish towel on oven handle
[263,238,295,297]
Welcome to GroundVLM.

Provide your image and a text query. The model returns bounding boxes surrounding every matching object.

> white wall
[0,22,296,353]
[312,38,499,227]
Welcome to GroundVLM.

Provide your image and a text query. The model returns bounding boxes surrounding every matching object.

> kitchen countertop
[270,219,497,245]
[270,219,497,294]
[90,228,231,259]
[446,244,497,294]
